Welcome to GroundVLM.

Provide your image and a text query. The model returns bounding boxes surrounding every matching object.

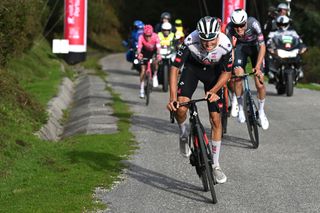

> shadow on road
[132,115,178,134]
[107,69,139,77]
[222,135,253,149]
[110,81,138,90]
[67,150,216,203]
[124,162,215,203]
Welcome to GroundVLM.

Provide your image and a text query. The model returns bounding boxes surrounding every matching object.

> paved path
[97,53,320,213]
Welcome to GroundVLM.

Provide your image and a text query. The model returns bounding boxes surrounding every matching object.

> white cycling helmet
[276,15,290,30]
[161,22,172,31]
[197,16,220,40]
[278,3,289,10]
[230,9,247,25]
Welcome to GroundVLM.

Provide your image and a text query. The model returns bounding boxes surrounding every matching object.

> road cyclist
[225,9,269,130]
[167,16,233,184]
[137,25,162,98]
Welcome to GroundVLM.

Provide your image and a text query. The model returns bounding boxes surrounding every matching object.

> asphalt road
[98,53,320,213]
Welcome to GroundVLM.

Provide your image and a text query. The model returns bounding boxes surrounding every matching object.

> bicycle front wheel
[196,125,217,204]
[243,92,259,148]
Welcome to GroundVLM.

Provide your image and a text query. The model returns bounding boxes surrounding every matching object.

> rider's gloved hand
[137,53,143,60]
[157,54,162,61]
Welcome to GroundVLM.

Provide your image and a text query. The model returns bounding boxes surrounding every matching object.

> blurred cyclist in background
[126,20,145,63]
[137,25,161,98]
[174,19,185,47]
[155,12,176,33]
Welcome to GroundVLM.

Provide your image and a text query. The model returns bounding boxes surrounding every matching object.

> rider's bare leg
[139,65,146,95]
[234,66,244,109]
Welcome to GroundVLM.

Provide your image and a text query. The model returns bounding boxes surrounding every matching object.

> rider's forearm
[256,44,266,69]
[210,71,231,94]
[169,66,179,101]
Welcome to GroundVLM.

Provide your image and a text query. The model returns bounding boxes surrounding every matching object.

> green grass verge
[6,39,69,106]
[0,39,136,212]
[296,83,320,91]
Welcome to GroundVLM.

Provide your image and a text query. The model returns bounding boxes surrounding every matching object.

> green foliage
[301,47,320,84]
[0,40,136,212]
[0,0,45,67]
[6,39,65,106]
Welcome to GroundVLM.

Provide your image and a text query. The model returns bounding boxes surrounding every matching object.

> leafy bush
[302,47,320,84]
[0,0,45,67]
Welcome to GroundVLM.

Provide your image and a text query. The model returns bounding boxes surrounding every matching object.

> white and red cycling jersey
[137,33,161,54]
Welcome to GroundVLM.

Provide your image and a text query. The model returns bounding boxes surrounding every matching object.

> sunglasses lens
[234,23,246,28]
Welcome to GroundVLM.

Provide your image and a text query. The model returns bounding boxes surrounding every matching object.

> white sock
[258,99,265,112]
[232,93,237,104]
[237,96,243,111]
[140,82,144,92]
[178,119,187,136]
[210,140,221,168]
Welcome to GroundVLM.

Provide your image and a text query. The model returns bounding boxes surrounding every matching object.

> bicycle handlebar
[170,95,215,124]
[231,71,264,85]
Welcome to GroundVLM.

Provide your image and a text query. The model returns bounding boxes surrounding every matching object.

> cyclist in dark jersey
[225,9,269,130]
[167,16,233,184]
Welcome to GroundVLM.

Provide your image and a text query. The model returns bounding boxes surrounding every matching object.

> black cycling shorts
[141,48,156,65]
[177,63,223,112]
[233,43,263,72]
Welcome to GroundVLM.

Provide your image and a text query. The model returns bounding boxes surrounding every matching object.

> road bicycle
[232,72,262,148]
[170,97,218,204]
[136,58,154,105]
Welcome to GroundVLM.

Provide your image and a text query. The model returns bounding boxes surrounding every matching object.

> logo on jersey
[258,34,264,41]
[210,53,217,59]
[175,57,182,63]
[202,58,211,65]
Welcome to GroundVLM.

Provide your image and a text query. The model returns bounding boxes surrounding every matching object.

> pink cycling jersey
[137,33,161,53]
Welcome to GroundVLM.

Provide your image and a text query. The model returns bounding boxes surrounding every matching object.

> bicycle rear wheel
[196,125,217,204]
[243,91,259,148]
[145,72,151,105]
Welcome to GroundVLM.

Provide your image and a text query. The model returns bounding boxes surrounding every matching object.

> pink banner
[222,0,246,32]
[64,0,87,51]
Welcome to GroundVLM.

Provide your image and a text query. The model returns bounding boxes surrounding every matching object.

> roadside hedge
[0,0,45,67]
[302,47,320,84]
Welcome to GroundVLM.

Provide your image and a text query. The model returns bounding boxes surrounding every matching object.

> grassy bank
[0,40,135,212]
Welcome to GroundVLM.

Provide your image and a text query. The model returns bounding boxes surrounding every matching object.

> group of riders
[124,3,307,184]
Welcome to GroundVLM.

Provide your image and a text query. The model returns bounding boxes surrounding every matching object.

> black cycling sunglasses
[199,32,218,41]
[233,23,246,28]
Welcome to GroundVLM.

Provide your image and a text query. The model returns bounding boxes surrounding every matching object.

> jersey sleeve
[172,43,190,69]
[137,35,143,53]
[252,18,265,46]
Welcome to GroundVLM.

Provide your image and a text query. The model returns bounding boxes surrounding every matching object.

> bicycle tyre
[196,125,217,204]
[221,98,228,136]
[162,63,169,92]
[243,92,259,148]
[191,134,209,192]
[145,72,151,106]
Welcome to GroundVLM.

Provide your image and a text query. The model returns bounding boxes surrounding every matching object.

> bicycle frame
[142,58,153,105]
[171,98,218,204]
[232,72,260,148]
